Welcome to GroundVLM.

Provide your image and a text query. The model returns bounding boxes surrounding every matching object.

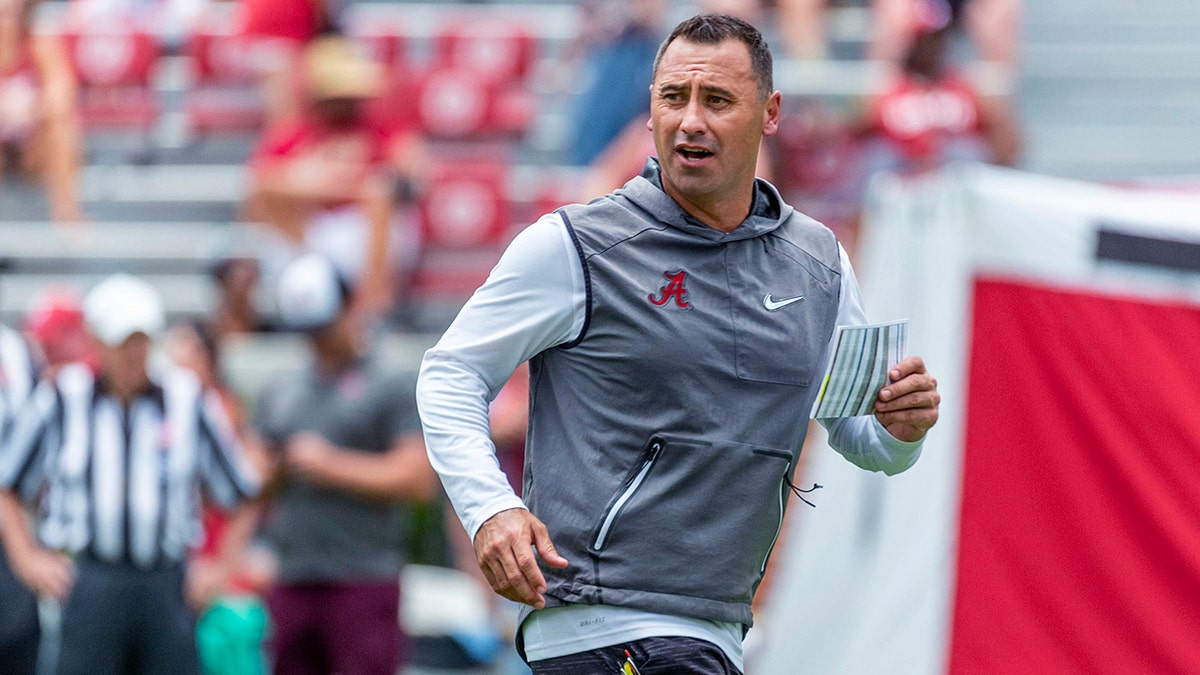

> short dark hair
[652,13,774,100]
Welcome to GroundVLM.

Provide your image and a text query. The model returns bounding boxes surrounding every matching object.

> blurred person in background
[22,285,95,378]
[235,0,342,126]
[0,274,261,675]
[250,253,437,675]
[0,315,40,675]
[852,0,1020,179]
[567,0,783,171]
[0,0,83,223]
[2,312,39,438]
[6,284,95,674]
[246,34,424,320]
[165,319,246,432]
[690,0,828,59]
[208,256,269,339]
[566,0,666,167]
[165,319,273,675]
[579,0,783,200]
[489,364,529,498]
[869,0,1021,72]
[2,285,84,675]
[769,0,840,61]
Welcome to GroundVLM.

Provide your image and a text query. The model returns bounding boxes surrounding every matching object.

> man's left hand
[874,355,940,442]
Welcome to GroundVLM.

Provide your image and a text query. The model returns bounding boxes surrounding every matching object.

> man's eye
[709,96,729,106]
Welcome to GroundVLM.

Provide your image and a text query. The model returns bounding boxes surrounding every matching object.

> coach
[417,13,941,675]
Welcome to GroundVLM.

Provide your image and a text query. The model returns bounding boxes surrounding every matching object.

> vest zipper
[761,462,791,573]
[592,439,663,551]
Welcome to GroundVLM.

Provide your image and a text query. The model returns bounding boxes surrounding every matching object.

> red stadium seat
[410,159,514,300]
[183,19,265,133]
[345,15,407,74]
[60,23,160,129]
[188,26,257,85]
[431,21,536,85]
[419,160,511,249]
[414,68,535,139]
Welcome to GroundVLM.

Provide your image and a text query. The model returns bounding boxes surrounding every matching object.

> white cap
[82,274,166,347]
[276,253,348,331]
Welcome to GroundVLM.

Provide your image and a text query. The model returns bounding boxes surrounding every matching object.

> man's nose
[679,97,707,136]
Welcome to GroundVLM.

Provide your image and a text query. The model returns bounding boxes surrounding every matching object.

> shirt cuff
[464,493,530,543]
[871,416,925,475]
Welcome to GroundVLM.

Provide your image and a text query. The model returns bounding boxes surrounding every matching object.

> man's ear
[762,91,782,138]
[646,82,656,131]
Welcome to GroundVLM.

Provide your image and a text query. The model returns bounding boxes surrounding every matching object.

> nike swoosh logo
[763,293,806,311]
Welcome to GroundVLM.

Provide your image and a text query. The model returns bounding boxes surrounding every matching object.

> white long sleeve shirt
[416,212,923,666]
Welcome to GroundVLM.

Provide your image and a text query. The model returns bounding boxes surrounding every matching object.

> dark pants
[267,579,404,675]
[56,558,199,675]
[528,636,742,675]
[0,548,40,675]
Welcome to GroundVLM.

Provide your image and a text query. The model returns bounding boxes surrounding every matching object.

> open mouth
[677,147,714,161]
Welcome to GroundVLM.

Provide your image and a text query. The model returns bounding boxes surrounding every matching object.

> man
[0,274,261,675]
[416,13,941,674]
[252,253,437,675]
[23,285,95,377]
[869,0,1022,74]
[247,35,424,318]
[0,318,40,675]
[0,0,84,223]
[855,0,1020,177]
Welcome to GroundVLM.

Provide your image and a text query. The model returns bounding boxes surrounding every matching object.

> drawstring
[784,474,823,508]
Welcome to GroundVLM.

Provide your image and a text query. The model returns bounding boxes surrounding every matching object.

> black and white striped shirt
[0,364,259,568]
[0,324,38,441]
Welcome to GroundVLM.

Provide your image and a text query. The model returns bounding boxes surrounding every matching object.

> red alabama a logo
[648,270,692,309]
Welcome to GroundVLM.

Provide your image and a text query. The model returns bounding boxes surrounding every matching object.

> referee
[0,320,41,675]
[0,274,261,675]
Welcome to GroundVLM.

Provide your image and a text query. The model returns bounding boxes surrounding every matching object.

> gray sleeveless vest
[524,160,842,628]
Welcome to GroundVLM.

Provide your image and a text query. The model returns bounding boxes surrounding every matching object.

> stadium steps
[0,220,265,325]
[1018,0,1200,180]
[221,331,439,403]
[78,163,246,222]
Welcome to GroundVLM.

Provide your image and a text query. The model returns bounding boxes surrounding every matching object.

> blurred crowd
[0,0,1025,261]
[0,0,1022,673]
[0,256,527,675]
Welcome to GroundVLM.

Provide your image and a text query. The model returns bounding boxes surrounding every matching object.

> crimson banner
[952,277,1200,673]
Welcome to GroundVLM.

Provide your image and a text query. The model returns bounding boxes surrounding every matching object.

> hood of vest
[615,157,795,243]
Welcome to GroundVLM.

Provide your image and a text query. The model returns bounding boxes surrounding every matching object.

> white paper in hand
[813,320,908,419]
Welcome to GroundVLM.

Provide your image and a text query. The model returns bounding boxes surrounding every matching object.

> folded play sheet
[813,320,909,419]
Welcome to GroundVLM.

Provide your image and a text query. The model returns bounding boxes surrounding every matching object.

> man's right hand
[13,547,75,601]
[473,508,568,609]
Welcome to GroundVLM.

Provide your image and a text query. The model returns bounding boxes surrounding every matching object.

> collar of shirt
[630,157,788,242]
